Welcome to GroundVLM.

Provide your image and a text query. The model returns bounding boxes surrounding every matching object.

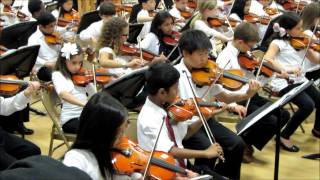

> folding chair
[40,87,76,156]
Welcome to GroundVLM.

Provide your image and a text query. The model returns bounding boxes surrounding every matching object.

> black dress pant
[305,69,320,81]
[0,106,29,133]
[0,127,40,171]
[239,94,290,150]
[62,118,79,134]
[183,119,245,180]
[279,84,320,138]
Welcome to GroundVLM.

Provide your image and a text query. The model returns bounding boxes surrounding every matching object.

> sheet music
[237,80,312,135]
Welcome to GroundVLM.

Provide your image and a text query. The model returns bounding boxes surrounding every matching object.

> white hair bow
[273,23,286,37]
[61,42,79,60]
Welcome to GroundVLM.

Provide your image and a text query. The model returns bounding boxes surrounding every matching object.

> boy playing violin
[216,22,290,162]
[28,11,61,81]
[137,62,226,179]
[136,0,156,39]
[174,29,262,179]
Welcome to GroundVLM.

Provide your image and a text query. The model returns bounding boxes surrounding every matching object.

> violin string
[300,20,319,68]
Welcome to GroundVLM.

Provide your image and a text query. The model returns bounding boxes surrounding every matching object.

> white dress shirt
[140,32,160,55]
[27,28,60,71]
[137,98,189,153]
[137,9,152,40]
[0,92,29,116]
[169,5,186,31]
[269,39,308,92]
[52,71,96,125]
[79,20,104,42]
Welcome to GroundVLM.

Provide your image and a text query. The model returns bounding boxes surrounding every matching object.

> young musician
[52,0,79,34]
[175,29,260,179]
[140,11,177,61]
[216,22,290,162]
[264,12,320,151]
[169,0,190,30]
[27,0,45,21]
[0,0,17,26]
[190,0,233,57]
[79,2,116,44]
[27,11,60,82]
[138,62,225,179]
[300,2,320,81]
[136,0,156,39]
[97,17,143,75]
[0,82,41,170]
[52,43,96,134]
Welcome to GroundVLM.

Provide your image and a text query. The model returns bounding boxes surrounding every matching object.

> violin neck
[223,71,250,84]
[197,101,222,108]
[0,78,28,86]
[151,157,187,175]
[95,72,117,77]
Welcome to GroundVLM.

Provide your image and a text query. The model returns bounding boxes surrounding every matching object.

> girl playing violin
[300,2,320,81]
[264,12,320,151]
[63,91,198,179]
[216,22,290,163]
[190,0,233,58]
[97,17,143,75]
[140,11,177,62]
[52,42,96,134]
[52,0,79,34]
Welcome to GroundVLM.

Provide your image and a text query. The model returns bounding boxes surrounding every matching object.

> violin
[238,52,282,77]
[162,31,181,46]
[71,68,117,86]
[120,43,157,61]
[264,7,278,16]
[290,36,320,52]
[3,5,28,21]
[280,0,306,11]
[57,9,80,27]
[207,17,238,28]
[167,97,223,122]
[115,4,133,13]
[191,61,250,90]
[244,13,270,25]
[45,32,63,45]
[187,0,197,9]
[0,75,52,96]
[112,136,188,179]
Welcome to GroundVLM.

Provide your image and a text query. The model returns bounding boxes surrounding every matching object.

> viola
[0,75,52,96]
[71,68,118,86]
[167,97,223,122]
[120,44,157,61]
[162,31,181,46]
[45,32,63,45]
[112,136,188,179]
[191,61,250,90]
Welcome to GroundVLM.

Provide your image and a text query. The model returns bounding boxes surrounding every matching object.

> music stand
[236,80,314,180]
[127,23,144,44]
[0,45,40,79]
[103,67,148,110]
[76,10,101,34]
[0,21,38,49]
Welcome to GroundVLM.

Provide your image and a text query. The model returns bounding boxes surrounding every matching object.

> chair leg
[289,103,305,134]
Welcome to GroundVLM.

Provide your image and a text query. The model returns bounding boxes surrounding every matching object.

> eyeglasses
[121,34,129,37]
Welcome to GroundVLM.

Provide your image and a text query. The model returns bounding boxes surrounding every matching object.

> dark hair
[264,12,300,47]
[150,11,174,40]
[37,11,56,26]
[55,44,83,79]
[145,62,180,95]
[28,0,44,15]
[178,29,212,54]
[301,2,320,30]
[230,0,247,20]
[234,22,260,42]
[138,0,149,4]
[72,92,128,177]
[99,2,116,16]
[57,0,73,17]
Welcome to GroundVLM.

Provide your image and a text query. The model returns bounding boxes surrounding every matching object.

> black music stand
[76,10,101,34]
[236,80,314,180]
[0,21,37,49]
[103,67,148,110]
[127,23,144,44]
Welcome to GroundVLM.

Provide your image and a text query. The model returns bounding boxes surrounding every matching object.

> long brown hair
[97,17,128,54]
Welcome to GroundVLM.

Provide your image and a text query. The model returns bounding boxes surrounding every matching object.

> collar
[145,97,167,117]
[227,42,240,57]
[177,58,192,77]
